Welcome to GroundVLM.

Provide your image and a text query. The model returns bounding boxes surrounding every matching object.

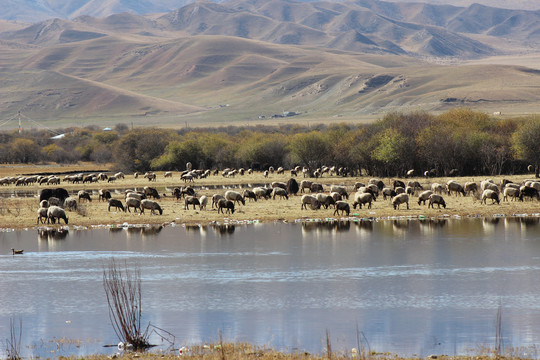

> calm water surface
[1,218,540,357]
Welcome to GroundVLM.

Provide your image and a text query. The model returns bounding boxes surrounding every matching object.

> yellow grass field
[1,163,539,230]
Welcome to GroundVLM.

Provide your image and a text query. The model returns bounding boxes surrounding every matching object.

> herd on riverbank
[19,167,540,226]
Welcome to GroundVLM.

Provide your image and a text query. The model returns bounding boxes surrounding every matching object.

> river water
[1,217,540,358]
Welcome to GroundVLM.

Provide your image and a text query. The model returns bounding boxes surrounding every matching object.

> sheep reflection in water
[301,220,351,235]
[212,224,236,235]
[38,227,69,241]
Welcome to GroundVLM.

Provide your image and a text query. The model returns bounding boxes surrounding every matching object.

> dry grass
[49,341,539,360]
[0,165,539,230]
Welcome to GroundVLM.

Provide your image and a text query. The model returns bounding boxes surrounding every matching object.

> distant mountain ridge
[3,0,540,58]
[0,0,538,22]
[0,0,539,126]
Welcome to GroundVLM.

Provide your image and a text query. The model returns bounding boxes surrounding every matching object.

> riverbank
[1,164,539,230]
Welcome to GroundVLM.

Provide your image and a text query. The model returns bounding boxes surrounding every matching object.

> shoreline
[1,165,539,231]
[7,211,539,234]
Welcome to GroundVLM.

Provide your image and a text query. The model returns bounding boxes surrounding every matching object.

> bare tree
[103,259,150,350]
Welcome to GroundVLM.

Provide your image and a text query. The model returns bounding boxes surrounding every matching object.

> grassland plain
[0,163,539,230]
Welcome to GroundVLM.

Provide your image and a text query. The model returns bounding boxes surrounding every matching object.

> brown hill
[0,0,539,127]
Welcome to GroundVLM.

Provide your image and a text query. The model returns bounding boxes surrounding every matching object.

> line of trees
[1,108,539,177]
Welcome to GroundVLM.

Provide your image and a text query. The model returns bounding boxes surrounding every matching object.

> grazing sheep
[393,180,406,189]
[40,200,49,208]
[352,192,374,209]
[392,193,409,210]
[330,192,343,202]
[181,173,194,182]
[272,187,289,200]
[140,199,163,215]
[394,186,406,195]
[406,169,415,178]
[272,181,287,190]
[48,197,62,207]
[114,172,125,179]
[47,206,69,224]
[503,187,522,202]
[310,183,324,193]
[483,182,500,194]
[428,194,446,208]
[199,195,208,210]
[358,186,378,200]
[330,185,349,200]
[354,182,366,191]
[481,189,500,204]
[301,195,321,210]
[446,181,466,196]
[64,197,78,211]
[37,207,48,224]
[108,199,125,212]
[212,194,226,208]
[405,186,416,196]
[107,175,117,183]
[300,180,313,193]
[316,193,335,209]
[126,197,142,213]
[225,190,245,205]
[464,182,478,196]
[417,190,434,206]
[98,189,111,202]
[252,187,271,200]
[334,201,350,216]
[407,181,423,192]
[217,199,235,214]
[78,190,92,203]
[368,178,385,190]
[243,189,257,202]
[382,187,397,200]
[144,172,156,181]
[431,183,445,195]
[126,191,145,201]
[185,196,200,210]
[164,171,173,178]
[143,186,160,199]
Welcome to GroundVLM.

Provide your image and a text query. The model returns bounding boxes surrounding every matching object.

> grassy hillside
[0,0,539,128]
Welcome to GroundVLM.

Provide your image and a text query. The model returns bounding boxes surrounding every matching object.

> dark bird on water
[11,248,23,255]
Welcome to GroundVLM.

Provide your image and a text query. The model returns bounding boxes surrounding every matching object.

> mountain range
[0,0,539,128]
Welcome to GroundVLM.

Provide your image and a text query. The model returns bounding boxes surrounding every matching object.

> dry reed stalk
[103,259,150,350]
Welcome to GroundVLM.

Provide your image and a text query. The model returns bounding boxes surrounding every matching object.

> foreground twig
[103,259,150,351]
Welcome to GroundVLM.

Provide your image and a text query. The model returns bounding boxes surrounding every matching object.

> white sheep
[64,197,78,211]
[315,193,335,209]
[392,193,409,210]
[37,207,48,224]
[272,187,289,200]
[225,190,245,205]
[212,194,225,208]
[353,192,374,209]
[199,195,208,210]
[503,187,521,202]
[481,189,500,204]
[417,190,434,206]
[301,195,321,210]
[47,206,69,224]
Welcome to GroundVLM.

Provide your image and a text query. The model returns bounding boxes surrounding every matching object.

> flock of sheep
[28,167,540,226]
